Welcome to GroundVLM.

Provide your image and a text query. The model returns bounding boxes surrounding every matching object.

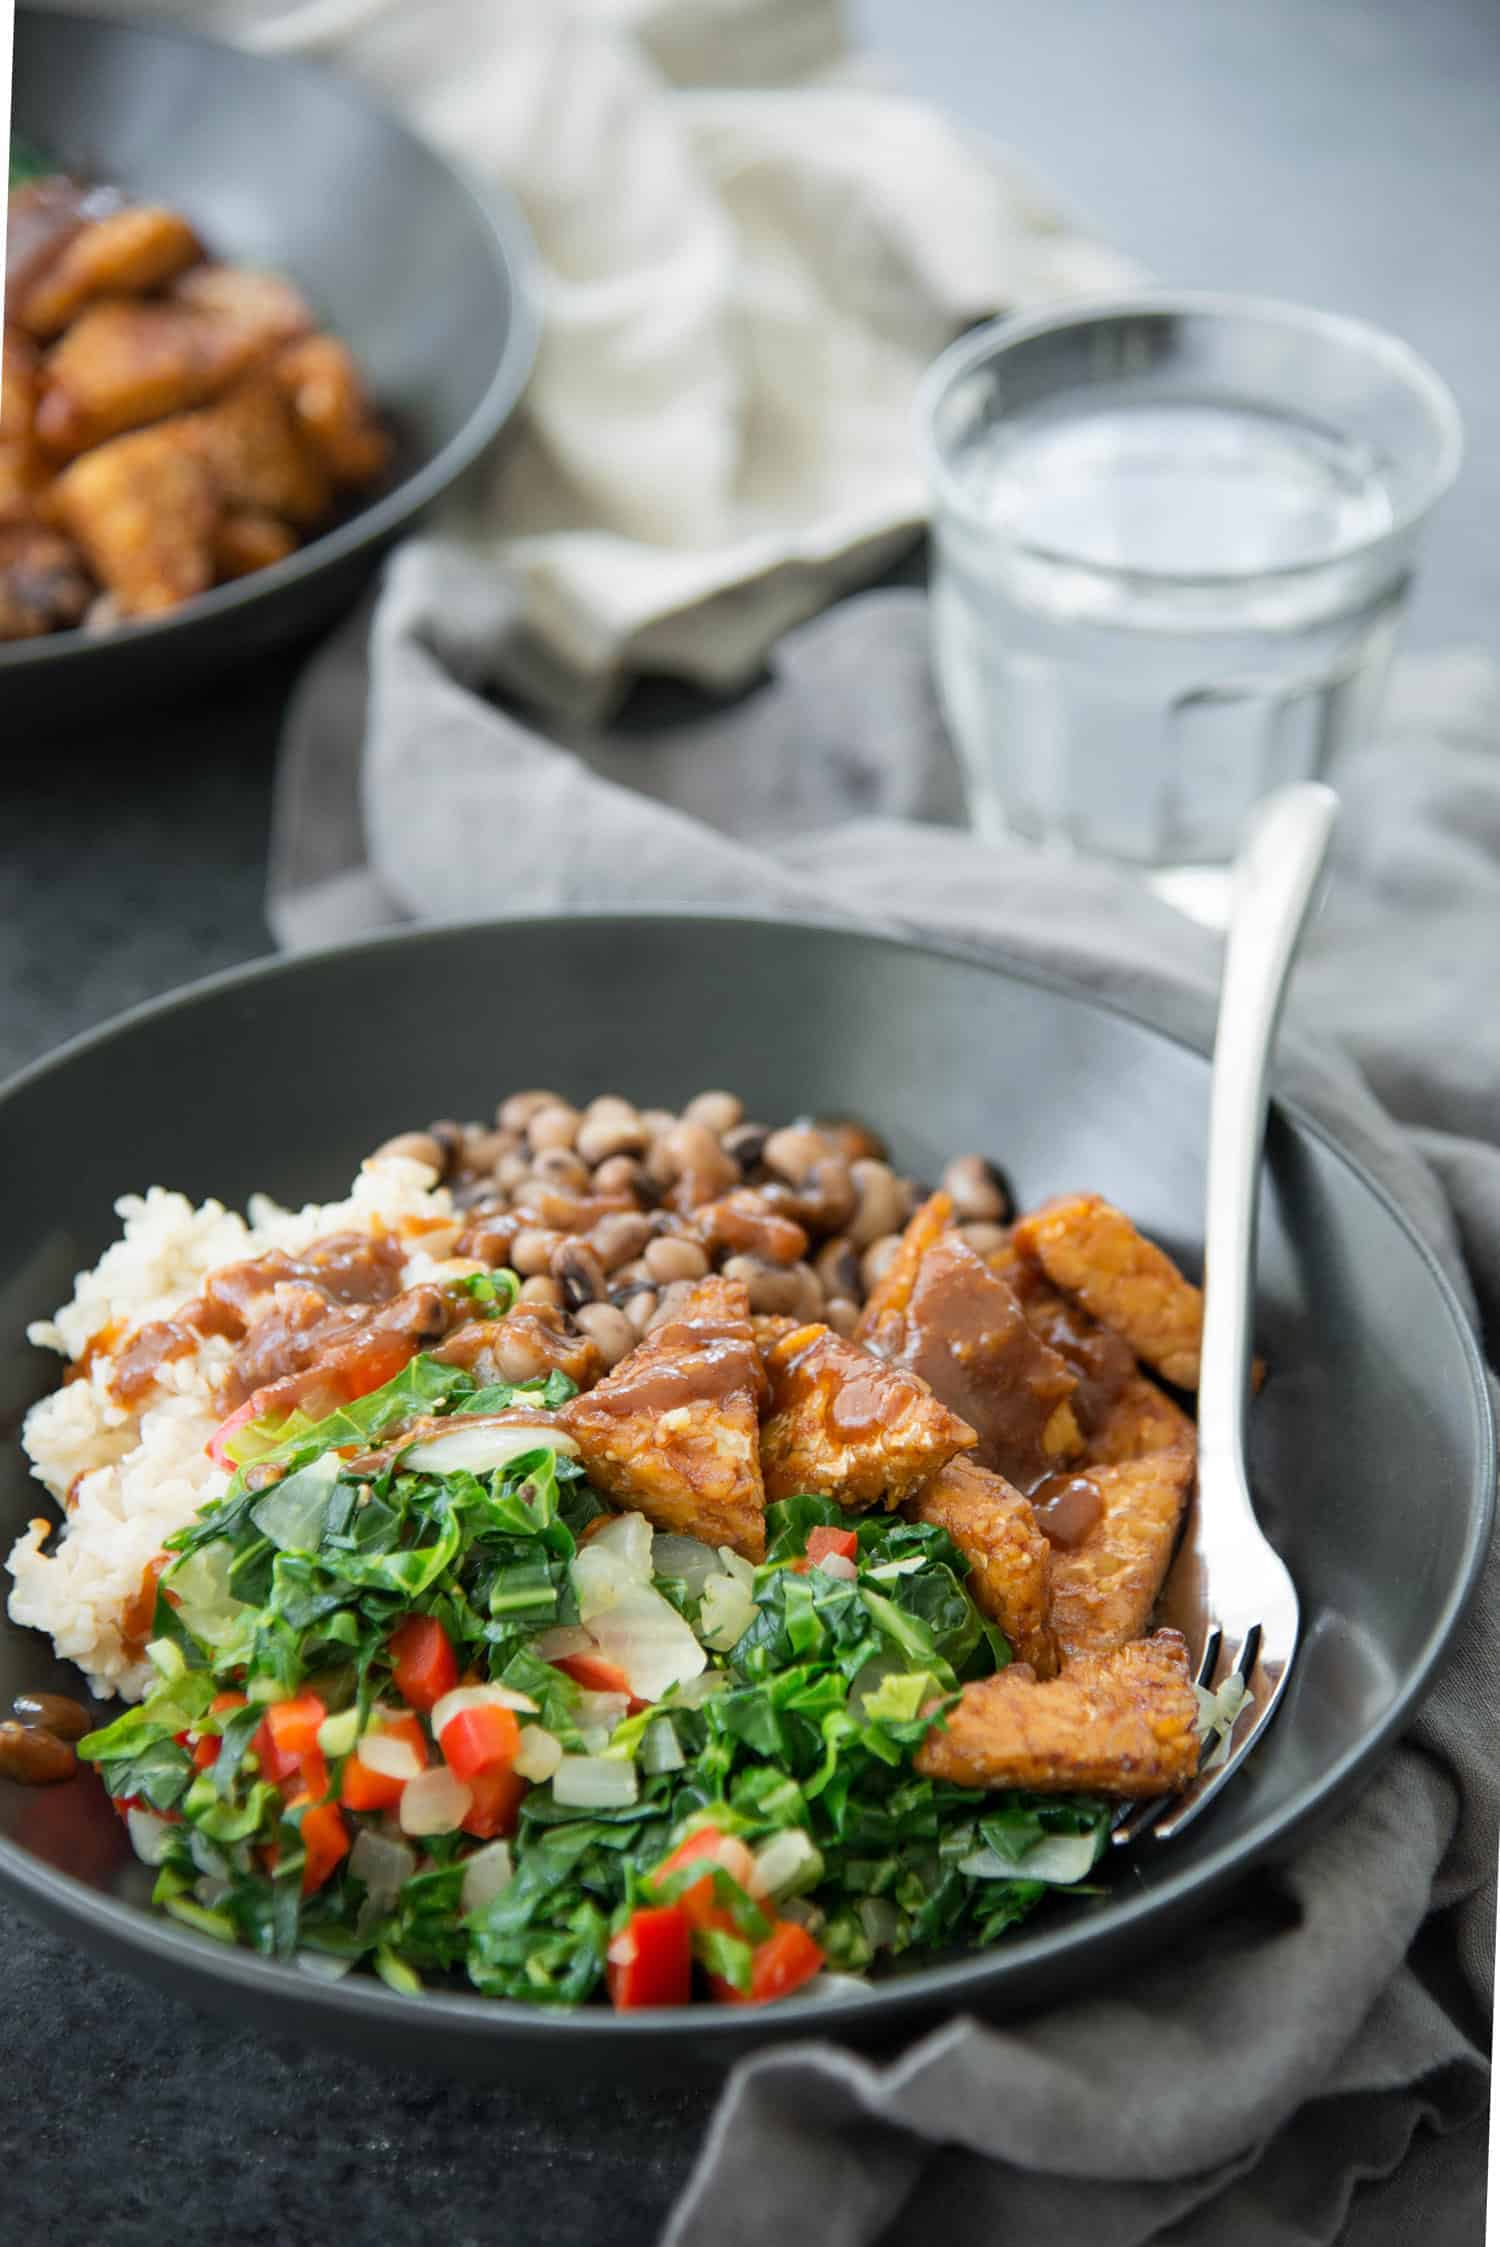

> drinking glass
[918,294,1461,902]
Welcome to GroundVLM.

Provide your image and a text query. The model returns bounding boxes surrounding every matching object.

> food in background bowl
[2,149,389,638]
[5,1089,1222,2010]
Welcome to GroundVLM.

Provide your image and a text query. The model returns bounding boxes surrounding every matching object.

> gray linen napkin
[269,581,1496,2243]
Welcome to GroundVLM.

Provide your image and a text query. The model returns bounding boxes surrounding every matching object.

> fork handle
[1197,784,1339,1485]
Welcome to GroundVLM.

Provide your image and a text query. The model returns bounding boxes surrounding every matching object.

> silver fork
[1114,781,1338,1847]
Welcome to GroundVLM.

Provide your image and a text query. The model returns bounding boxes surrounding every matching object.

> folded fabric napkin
[62,0,1133,715]
[267,575,1497,2244]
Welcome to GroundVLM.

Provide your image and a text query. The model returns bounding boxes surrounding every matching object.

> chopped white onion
[126,1807,174,1867]
[640,1716,685,1776]
[431,1682,538,1740]
[194,1876,233,1909]
[460,1838,514,1915]
[585,1581,707,1700]
[532,1624,595,1661]
[514,1724,563,1782]
[779,1895,826,1934]
[551,1754,639,1809]
[750,1828,824,1901]
[651,1533,723,1595]
[399,1765,474,1836]
[189,1831,230,1881]
[589,1510,655,1578]
[316,1707,360,1758]
[402,1420,580,1474]
[857,1895,902,1950]
[296,1948,356,1982]
[572,1512,655,1622]
[357,1731,425,1781]
[956,1831,1101,1887]
[814,1552,859,1583]
[573,1689,630,1733]
[349,1828,416,1909]
[716,1546,756,1590]
[698,1569,756,1652]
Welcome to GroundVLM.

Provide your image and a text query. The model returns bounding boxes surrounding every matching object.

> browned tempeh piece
[172,264,314,353]
[0,525,94,639]
[213,509,297,580]
[1047,1452,1195,1658]
[907,1455,1057,1677]
[51,422,218,615]
[18,207,202,338]
[1086,1372,1196,1467]
[35,301,261,457]
[273,333,390,484]
[1005,1258,1138,1437]
[865,1230,1085,1490]
[914,1630,1200,1796]
[559,1275,768,1560]
[1011,1193,1204,1389]
[760,1321,975,1511]
[180,375,332,528]
[855,1189,955,1344]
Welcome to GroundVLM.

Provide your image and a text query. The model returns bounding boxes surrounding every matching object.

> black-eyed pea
[814,1236,862,1302]
[762,1124,831,1185]
[589,1211,656,1272]
[824,1297,859,1337]
[616,1286,660,1335]
[499,1090,562,1133]
[682,1090,744,1135]
[512,1227,565,1277]
[527,1102,580,1153]
[860,1233,904,1294]
[848,1159,909,1249]
[958,1221,1009,1257]
[371,1130,446,1174]
[519,1275,563,1309]
[643,1235,710,1285]
[720,1255,805,1315]
[573,1302,637,1368]
[941,1155,1013,1223]
[552,1238,606,1310]
[577,1099,649,1166]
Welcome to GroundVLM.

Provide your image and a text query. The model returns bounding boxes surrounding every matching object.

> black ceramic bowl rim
[0,909,1492,2052]
[0,6,541,683]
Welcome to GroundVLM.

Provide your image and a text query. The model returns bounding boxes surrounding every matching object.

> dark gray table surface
[5,5,1494,2241]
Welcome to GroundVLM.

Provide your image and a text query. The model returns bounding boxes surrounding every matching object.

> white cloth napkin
[55,0,1135,712]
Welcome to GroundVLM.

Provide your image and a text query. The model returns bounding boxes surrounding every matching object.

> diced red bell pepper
[607,1905,692,2009]
[204,1395,263,1469]
[654,1824,759,1932]
[292,1796,350,1895]
[332,1330,417,1405]
[388,1614,459,1712]
[460,1764,527,1841]
[252,1692,326,1787]
[710,1919,825,2006]
[191,1689,251,1772]
[438,1702,521,1782]
[339,1712,427,1812]
[806,1527,858,1567]
[552,1651,643,1711]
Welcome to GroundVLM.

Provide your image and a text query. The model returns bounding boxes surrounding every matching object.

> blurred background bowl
[5,6,539,720]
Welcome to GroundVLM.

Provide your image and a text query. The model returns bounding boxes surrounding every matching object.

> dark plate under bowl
[7,6,538,721]
[0,914,1490,2080]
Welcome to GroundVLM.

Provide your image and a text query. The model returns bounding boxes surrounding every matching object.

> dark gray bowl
[6,6,538,720]
[0,914,1490,2080]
